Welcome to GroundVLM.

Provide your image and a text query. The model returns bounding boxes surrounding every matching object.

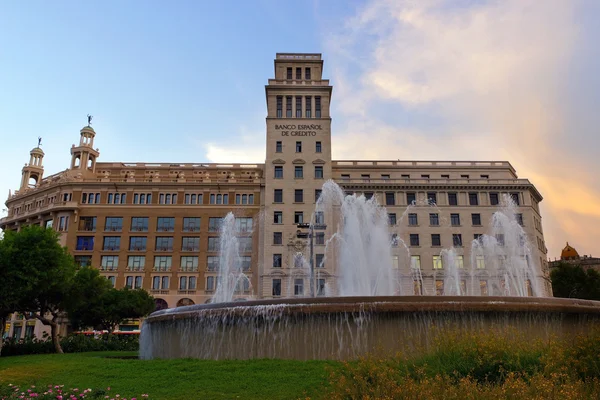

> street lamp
[296,222,327,297]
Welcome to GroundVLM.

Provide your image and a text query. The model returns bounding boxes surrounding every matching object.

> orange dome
[561,242,580,260]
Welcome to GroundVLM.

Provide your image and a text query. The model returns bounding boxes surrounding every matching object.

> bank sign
[275,124,322,136]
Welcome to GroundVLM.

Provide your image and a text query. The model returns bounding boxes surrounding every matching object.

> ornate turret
[70,118,100,173]
[560,242,580,261]
[20,143,45,191]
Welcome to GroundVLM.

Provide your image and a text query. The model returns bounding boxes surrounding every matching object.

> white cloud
[323,0,600,256]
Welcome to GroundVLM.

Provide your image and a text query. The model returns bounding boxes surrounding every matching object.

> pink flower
[57,396,63,400]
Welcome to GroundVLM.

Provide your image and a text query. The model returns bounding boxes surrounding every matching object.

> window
[381,174,390,180]
[127,256,145,271]
[401,174,410,179]
[130,217,148,232]
[286,67,292,79]
[433,256,443,270]
[456,256,464,269]
[101,256,118,271]
[317,279,325,296]
[152,276,169,290]
[408,213,418,226]
[76,236,94,251]
[481,174,489,179]
[480,280,488,295]
[276,97,283,118]
[273,254,282,268]
[316,232,325,245]
[315,189,322,202]
[469,192,479,206]
[184,194,203,205]
[388,213,397,226]
[105,217,122,231]
[182,237,200,252]
[490,192,499,205]
[461,174,470,179]
[305,96,312,118]
[315,96,321,118]
[129,236,147,251]
[206,256,219,271]
[157,217,175,232]
[272,279,282,296]
[107,276,116,287]
[276,141,282,152]
[133,193,152,205]
[183,217,200,232]
[361,174,370,182]
[474,233,483,243]
[209,194,229,204]
[74,256,92,267]
[235,194,254,205]
[472,213,481,226]
[153,256,172,272]
[407,192,416,205]
[179,276,197,290]
[295,166,303,178]
[296,67,301,80]
[409,234,419,246]
[296,96,302,117]
[103,236,120,251]
[496,234,505,246]
[315,141,321,153]
[421,174,430,179]
[448,193,458,206]
[294,279,304,296]
[431,234,441,247]
[273,232,282,245]
[207,237,220,252]
[274,166,283,178]
[159,193,177,205]
[451,213,460,226]
[315,254,325,268]
[274,211,283,224]
[294,211,304,224]
[511,193,520,205]
[411,255,421,269]
[305,67,311,80]
[108,193,126,204]
[206,276,215,291]
[385,192,395,206]
[294,189,303,203]
[79,217,96,231]
[58,216,69,231]
[274,189,283,203]
[238,237,252,252]
[235,218,253,234]
[476,255,485,269]
[295,141,302,152]
[427,192,437,205]
[155,237,173,252]
[390,233,398,247]
[315,211,324,225]
[286,96,292,117]
[341,174,350,180]
[429,213,439,226]
[453,234,463,247]
[441,174,450,179]
[515,213,523,226]
[207,217,221,232]
[315,166,323,179]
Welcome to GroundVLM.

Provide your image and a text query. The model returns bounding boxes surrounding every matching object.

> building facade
[549,242,600,273]
[1,53,551,338]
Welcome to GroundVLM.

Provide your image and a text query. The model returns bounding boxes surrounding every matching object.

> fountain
[140,181,600,360]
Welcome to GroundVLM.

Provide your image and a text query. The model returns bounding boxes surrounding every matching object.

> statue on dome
[87,114,93,126]
[37,137,42,147]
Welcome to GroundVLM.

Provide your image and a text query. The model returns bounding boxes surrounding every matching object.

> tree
[0,226,77,354]
[550,262,600,300]
[66,266,114,331]
[67,282,155,333]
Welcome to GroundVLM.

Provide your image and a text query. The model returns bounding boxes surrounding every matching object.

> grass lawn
[0,352,338,400]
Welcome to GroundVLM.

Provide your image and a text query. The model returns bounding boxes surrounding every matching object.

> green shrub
[1,333,139,356]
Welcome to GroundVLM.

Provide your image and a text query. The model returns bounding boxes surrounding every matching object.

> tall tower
[261,53,333,298]
[20,145,45,191]
[70,125,100,174]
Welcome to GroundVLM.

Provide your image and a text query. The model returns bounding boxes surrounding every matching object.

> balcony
[129,246,146,252]
[105,226,123,232]
[182,246,200,252]
[126,266,145,272]
[180,266,199,272]
[177,290,197,295]
[150,290,170,295]
[155,246,173,252]
[103,246,120,251]
[1,201,79,226]
[153,266,171,272]
[100,266,118,271]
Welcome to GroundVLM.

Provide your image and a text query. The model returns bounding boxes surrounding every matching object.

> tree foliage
[0,225,77,354]
[550,262,600,300]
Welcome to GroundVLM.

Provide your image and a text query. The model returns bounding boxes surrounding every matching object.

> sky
[1,0,599,258]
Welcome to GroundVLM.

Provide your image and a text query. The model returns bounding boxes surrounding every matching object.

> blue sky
[1,0,599,257]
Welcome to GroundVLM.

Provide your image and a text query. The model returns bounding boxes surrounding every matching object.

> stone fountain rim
[145,296,600,323]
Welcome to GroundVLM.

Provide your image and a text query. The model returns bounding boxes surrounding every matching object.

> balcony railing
[182,246,200,252]
[180,266,199,272]
[153,266,171,272]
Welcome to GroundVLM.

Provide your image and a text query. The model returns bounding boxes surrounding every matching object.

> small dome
[80,126,96,134]
[30,147,44,156]
[561,242,580,260]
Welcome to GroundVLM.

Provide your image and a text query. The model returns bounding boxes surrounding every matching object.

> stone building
[549,242,600,272]
[1,53,550,338]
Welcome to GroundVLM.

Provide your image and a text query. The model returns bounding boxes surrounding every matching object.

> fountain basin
[139,296,600,360]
